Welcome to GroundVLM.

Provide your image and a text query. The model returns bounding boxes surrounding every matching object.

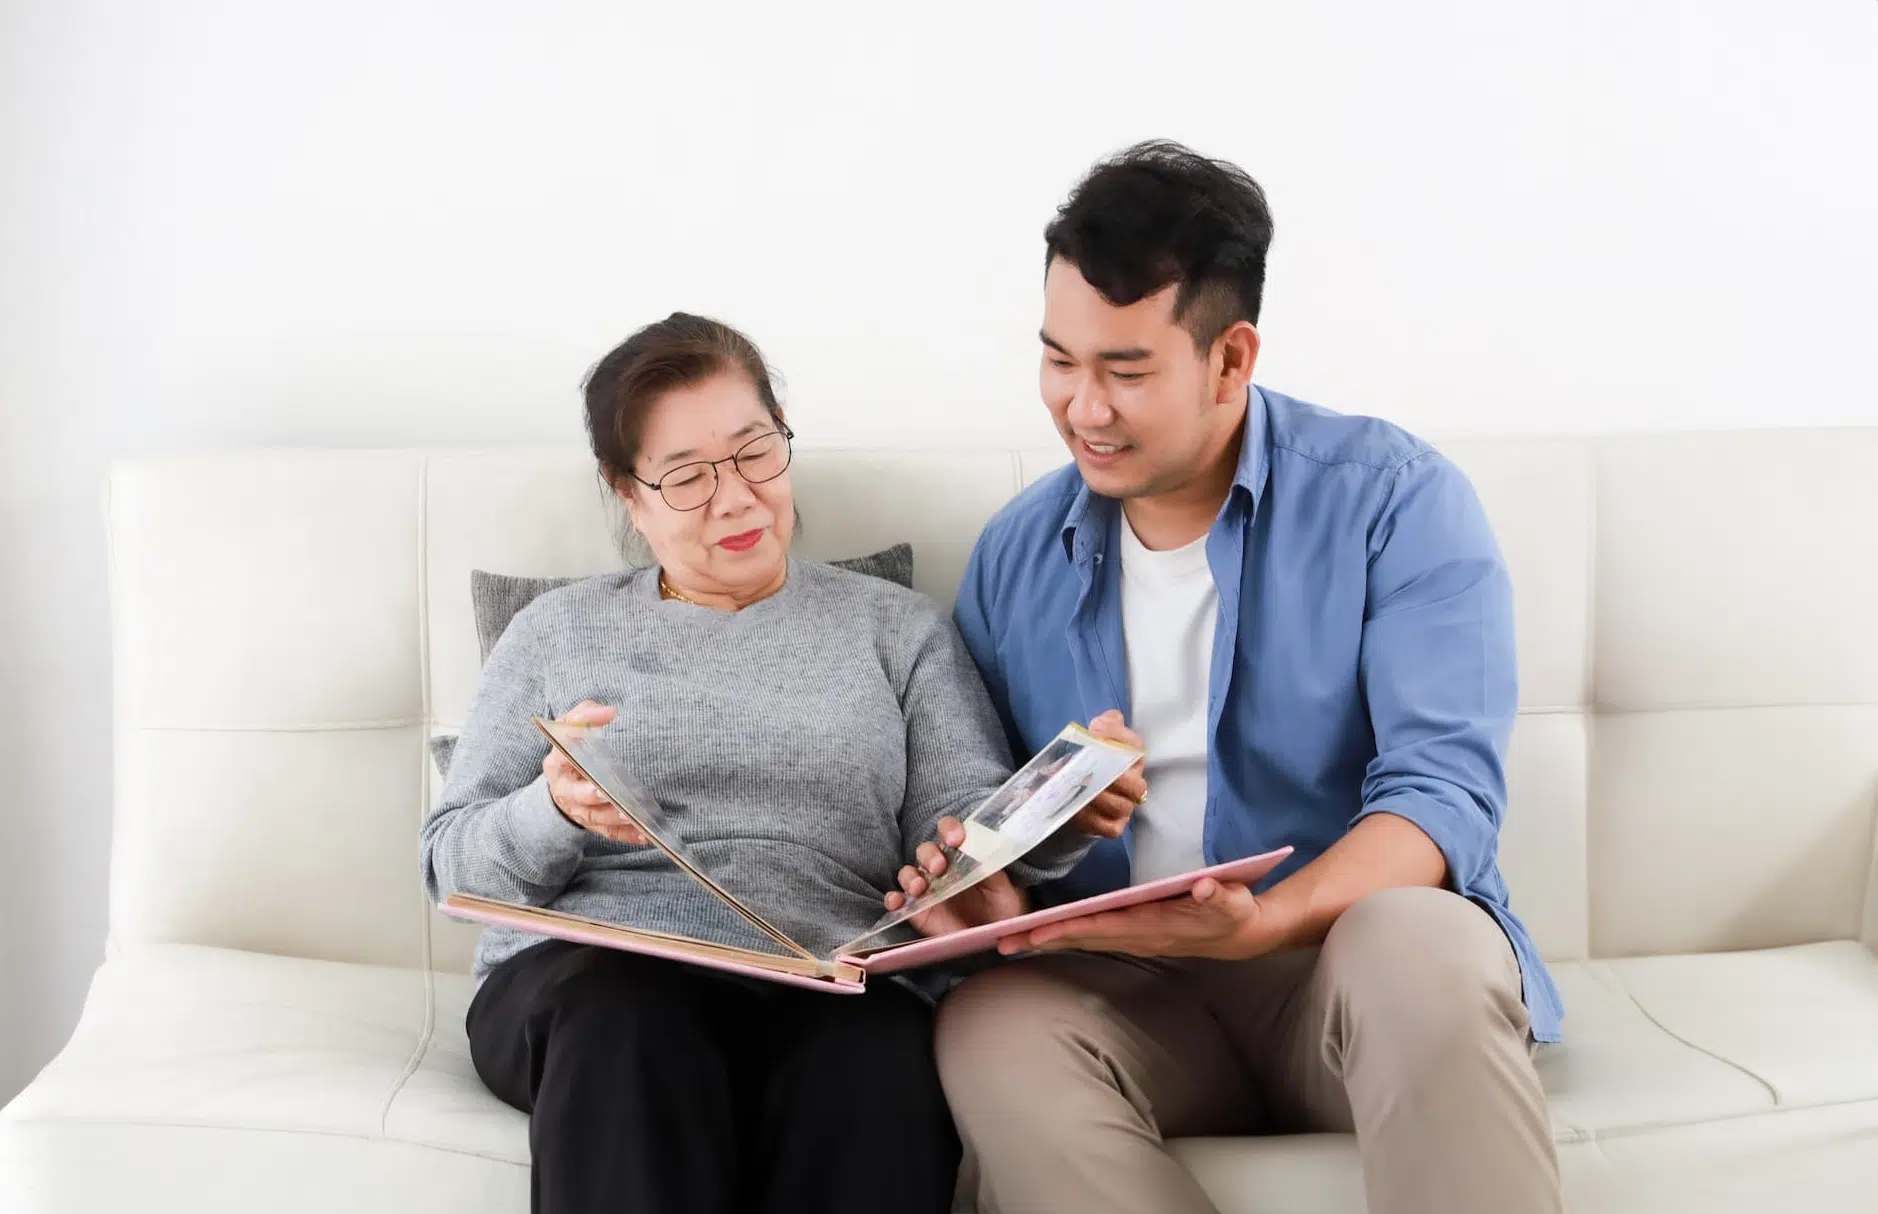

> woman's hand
[1070,710,1148,839]
[885,816,1028,936]
[542,701,650,845]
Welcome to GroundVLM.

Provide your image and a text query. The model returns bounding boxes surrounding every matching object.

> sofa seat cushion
[0,1122,528,1214]
[0,943,527,1214]
[1596,941,1878,1108]
[5,941,1876,1214]
[1536,959,1777,1137]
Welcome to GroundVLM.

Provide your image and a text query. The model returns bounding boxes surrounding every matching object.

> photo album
[440,718,1291,992]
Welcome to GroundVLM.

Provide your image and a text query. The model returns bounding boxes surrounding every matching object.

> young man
[937,142,1564,1214]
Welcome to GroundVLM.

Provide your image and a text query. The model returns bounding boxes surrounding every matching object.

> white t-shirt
[1117,508,1218,885]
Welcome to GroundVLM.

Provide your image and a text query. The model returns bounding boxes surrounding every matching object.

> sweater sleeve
[420,605,590,907]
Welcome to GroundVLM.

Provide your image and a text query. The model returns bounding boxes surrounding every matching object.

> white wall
[1,0,1874,1101]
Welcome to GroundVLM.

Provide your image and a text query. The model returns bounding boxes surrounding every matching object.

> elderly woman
[420,313,1140,1214]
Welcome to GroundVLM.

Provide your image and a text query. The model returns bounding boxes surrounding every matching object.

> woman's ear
[610,475,640,528]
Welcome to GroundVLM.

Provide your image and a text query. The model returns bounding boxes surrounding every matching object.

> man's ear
[1214,321,1261,405]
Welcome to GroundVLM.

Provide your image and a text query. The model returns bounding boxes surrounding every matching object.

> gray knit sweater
[421,559,1080,981]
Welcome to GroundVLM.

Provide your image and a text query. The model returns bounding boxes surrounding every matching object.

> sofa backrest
[104,432,1878,973]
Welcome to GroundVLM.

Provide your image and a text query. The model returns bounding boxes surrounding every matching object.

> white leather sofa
[4,432,1876,1213]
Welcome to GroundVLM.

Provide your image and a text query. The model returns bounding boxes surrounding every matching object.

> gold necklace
[658,571,697,605]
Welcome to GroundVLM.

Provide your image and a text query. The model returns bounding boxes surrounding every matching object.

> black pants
[467,940,961,1214]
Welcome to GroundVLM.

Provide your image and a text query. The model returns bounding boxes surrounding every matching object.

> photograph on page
[841,723,1142,952]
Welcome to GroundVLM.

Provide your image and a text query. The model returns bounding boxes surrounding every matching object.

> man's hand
[885,816,1028,936]
[1071,710,1148,839]
[1000,814,1448,961]
[996,877,1285,961]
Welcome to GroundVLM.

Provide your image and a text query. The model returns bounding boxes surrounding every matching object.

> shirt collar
[1059,384,1271,563]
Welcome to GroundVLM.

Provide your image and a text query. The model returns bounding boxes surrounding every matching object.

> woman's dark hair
[1044,139,1274,350]
[581,312,783,491]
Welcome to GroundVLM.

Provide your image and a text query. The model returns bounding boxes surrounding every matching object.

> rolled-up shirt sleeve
[1352,451,1518,895]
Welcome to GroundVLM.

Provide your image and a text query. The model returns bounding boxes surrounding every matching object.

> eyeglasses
[629,425,795,512]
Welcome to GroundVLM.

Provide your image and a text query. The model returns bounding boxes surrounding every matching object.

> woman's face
[620,371,795,598]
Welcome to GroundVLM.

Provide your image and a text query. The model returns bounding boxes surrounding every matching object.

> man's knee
[935,964,1077,1079]
[1324,886,1516,981]
[1318,886,1528,1053]
[935,962,1111,1122]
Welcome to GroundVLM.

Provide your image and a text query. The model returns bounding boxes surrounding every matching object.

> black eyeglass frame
[626,424,796,512]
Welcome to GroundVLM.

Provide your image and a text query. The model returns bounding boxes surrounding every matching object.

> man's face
[1039,257,1222,500]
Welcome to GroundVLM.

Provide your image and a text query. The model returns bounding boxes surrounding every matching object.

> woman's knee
[794,986,940,1088]
[530,947,715,1045]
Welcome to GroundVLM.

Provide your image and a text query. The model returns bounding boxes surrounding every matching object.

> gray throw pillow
[432,543,915,782]
[468,542,914,662]
[428,733,459,780]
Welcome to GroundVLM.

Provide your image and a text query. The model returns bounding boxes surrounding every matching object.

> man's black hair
[1045,140,1274,349]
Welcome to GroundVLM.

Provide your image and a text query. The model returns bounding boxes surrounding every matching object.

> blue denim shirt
[953,386,1563,1042]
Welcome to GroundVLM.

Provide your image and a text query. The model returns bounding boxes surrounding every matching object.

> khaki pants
[935,886,1560,1214]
